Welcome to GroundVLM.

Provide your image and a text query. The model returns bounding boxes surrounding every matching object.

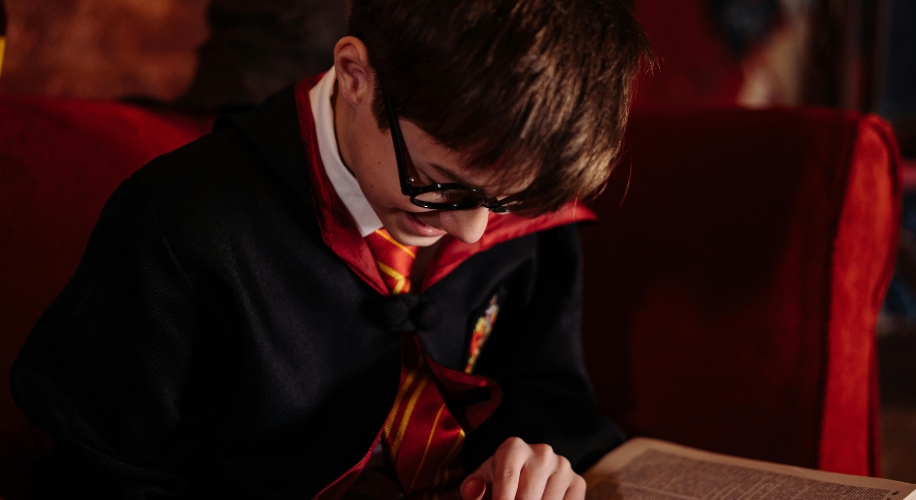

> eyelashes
[411,163,441,185]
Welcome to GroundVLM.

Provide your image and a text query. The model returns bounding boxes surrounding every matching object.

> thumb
[460,476,486,500]
[461,457,493,500]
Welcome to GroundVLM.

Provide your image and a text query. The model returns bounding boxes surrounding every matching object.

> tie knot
[366,228,419,295]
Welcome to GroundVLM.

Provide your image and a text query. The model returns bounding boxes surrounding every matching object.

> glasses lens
[414,188,483,208]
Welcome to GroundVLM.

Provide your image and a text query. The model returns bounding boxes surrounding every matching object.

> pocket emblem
[464,294,500,373]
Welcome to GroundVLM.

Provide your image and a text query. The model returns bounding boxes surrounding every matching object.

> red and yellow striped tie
[366,228,418,295]
[365,228,466,500]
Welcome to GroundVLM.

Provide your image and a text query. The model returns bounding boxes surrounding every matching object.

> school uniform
[10,72,625,499]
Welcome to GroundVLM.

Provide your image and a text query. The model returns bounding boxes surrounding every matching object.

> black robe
[10,86,625,499]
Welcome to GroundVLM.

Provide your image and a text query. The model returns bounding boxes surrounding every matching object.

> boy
[11,0,650,498]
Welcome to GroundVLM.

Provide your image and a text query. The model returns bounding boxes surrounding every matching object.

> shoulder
[132,125,280,226]
[138,88,305,209]
[118,87,323,272]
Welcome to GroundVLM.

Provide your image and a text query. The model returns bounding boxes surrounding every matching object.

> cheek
[347,111,411,211]
[352,141,406,209]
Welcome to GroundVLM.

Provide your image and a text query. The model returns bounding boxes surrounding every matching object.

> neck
[331,81,356,176]
[410,242,439,289]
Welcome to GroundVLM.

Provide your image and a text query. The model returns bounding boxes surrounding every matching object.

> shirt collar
[309,69,384,237]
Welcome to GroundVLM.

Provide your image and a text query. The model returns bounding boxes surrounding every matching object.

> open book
[584,438,916,500]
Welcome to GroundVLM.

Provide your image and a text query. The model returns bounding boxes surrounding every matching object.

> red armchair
[0,95,210,498]
[0,94,899,498]
[580,107,900,477]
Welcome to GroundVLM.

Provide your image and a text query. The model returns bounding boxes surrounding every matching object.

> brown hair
[348,0,653,214]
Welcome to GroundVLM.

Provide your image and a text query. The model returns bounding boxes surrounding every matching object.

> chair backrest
[580,106,900,477]
[0,94,209,499]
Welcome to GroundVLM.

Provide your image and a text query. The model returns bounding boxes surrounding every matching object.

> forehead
[399,120,535,196]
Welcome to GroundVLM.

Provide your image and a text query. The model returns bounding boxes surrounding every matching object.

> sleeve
[10,176,199,498]
[462,223,626,474]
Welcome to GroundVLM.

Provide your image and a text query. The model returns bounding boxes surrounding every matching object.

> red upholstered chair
[0,95,899,497]
[581,107,900,477]
[0,94,211,499]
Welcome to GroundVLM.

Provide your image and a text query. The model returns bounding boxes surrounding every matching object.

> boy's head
[333,0,651,246]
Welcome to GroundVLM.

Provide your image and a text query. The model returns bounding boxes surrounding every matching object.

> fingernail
[461,477,486,500]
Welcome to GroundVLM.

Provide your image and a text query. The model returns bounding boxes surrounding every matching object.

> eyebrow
[426,162,476,187]
[424,160,525,199]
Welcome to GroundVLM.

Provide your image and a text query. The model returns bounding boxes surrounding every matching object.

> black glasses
[381,87,521,213]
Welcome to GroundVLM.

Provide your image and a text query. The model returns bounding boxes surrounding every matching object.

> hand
[460,437,586,500]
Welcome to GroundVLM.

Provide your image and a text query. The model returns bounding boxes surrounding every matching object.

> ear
[334,36,375,109]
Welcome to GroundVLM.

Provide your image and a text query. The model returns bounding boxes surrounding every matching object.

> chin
[385,211,447,247]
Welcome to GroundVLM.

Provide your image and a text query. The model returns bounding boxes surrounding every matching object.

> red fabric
[383,334,466,500]
[819,115,900,475]
[421,202,596,289]
[580,106,899,477]
[424,356,502,432]
[366,227,420,294]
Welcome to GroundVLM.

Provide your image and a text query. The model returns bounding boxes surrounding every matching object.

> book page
[584,438,916,500]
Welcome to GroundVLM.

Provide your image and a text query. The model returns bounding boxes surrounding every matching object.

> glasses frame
[381,86,517,213]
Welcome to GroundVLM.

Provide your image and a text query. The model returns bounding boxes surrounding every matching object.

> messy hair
[349,0,653,213]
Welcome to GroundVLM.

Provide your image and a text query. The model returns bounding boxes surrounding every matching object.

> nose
[439,207,489,244]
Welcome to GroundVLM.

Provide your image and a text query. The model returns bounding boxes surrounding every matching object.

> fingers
[563,475,587,500]
[460,475,488,500]
[542,456,582,500]
[470,438,586,500]
[462,455,495,500]
[514,444,556,500]
[490,437,528,500]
